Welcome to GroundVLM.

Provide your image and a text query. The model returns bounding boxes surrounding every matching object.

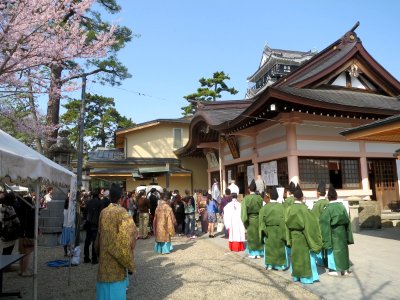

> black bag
[2,221,20,241]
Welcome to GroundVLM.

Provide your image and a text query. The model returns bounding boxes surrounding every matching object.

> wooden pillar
[286,123,299,182]
[359,142,370,197]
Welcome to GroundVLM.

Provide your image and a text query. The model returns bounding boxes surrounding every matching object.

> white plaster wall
[256,125,286,144]
[258,141,287,157]
[238,136,253,148]
[224,153,233,162]
[240,147,253,158]
[296,122,351,136]
[365,142,399,153]
[297,140,359,152]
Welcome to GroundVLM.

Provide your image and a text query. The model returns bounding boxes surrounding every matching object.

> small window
[173,128,183,148]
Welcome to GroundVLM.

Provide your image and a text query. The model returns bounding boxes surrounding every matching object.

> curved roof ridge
[274,23,361,88]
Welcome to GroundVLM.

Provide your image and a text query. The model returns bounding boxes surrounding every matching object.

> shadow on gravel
[357,227,400,241]
[130,252,184,299]
[171,241,196,251]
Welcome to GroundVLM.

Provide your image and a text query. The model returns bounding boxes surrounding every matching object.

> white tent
[0,129,77,300]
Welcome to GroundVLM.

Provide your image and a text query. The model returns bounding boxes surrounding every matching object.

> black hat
[109,183,122,202]
[270,186,279,200]
[317,181,326,195]
[327,184,337,200]
[293,184,303,199]
[249,179,257,192]
[288,181,296,194]
[163,191,171,200]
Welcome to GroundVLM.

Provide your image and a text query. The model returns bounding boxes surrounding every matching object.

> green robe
[282,196,295,209]
[311,198,329,220]
[320,201,354,271]
[241,193,263,251]
[259,201,286,266]
[286,202,323,278]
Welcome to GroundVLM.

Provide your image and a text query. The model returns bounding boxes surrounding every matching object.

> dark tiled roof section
[340,114,400,136]
[287,41,356,86]
[90,167,135,174]
[195,100,252,126]
[277,87,400,111]
[88,148,125,161]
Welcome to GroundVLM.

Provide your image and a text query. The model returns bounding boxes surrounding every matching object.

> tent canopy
[0,129,77,300]
[0,129,75,186]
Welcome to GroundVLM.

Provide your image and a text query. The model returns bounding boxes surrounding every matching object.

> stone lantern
[48,130,76,169]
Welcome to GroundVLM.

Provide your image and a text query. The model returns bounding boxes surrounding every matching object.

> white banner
[261,161,278,186]
[247,165,254,185]
[227,170,232,183]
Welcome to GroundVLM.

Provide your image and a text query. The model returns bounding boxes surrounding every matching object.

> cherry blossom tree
[0,0,116,86]
[0,0,132,154]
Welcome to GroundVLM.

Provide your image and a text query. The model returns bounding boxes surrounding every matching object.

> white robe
[223,199,246,242]
[228,183,239,195]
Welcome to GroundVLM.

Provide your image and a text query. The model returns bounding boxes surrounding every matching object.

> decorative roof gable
[274,22,400,97]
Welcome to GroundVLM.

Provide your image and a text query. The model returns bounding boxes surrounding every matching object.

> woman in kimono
[153,192,176,254]
[320,184,354,276]
[286,184,323,284]
[259,187,289,270]
[241,180,264,259]
[223,193,246,251]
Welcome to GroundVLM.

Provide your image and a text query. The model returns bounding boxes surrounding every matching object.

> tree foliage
[0,0,134,155]
[60,93,134,151]
[181,71,238,116]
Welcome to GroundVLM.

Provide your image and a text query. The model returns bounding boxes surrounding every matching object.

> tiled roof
[276,87,400,111]
[194,100,252,126]
[286,42,356,86]
[340,114,400,135]
[88,148,124,161]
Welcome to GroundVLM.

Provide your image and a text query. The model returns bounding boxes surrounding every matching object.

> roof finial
[349,21,360,32]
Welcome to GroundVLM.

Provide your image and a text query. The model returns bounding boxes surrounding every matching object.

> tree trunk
[45,65,63,156]
[100,121,106,147]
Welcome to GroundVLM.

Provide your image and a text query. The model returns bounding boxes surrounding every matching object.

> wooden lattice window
[299,158,360,189]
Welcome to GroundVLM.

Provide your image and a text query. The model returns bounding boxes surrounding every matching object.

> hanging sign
[261,161,278,186]
[226,135,240,159]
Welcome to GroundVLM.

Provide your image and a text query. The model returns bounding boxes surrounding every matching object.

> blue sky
[57,0,400,124]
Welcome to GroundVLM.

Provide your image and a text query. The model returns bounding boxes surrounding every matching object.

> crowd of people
[0,177,354,299]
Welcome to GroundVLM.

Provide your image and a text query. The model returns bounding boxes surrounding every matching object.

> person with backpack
[83,188,102,264]
[1,192,20,255]
[183,190,196,239]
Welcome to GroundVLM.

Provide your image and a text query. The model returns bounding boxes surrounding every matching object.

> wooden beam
[197,142,219,149]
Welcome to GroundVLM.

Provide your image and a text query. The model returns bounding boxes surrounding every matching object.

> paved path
[2,227,399,299]
[209,227,400,300]
[130,236,318,300]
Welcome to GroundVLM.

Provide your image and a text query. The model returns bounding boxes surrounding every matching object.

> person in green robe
[320,184,354,276]
[283,181,296,209]
[259,186,289,270]
[311,181,329,266]
[241,180,264,259]
[286,184,323,284]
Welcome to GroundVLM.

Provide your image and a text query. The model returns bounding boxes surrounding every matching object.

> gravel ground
[3,234,320,300]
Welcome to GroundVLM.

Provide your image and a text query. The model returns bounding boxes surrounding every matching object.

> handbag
[216,221,224,233]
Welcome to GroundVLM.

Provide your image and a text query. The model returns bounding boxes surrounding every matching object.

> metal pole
[33,181,40,300]
[219,134,223,191]
[75,75,86,246]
